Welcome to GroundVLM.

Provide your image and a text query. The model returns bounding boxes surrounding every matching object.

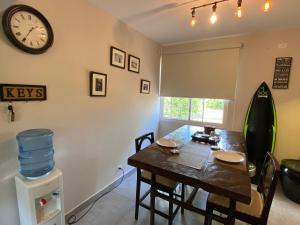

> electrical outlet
[278,43,288,49]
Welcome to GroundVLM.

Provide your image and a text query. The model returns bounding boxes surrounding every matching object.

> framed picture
[110,46,126,69]
[90,71,107,97]
[272,57,293,89]
[140,79,150,94]
[128,55,140,73]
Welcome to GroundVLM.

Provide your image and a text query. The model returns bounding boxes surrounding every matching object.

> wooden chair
[204,152,280,225]
[135,132,185,225]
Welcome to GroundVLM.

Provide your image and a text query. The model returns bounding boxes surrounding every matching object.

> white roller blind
[160,48,240,100]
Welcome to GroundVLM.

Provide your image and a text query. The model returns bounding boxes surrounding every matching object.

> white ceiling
[89,0,300,44]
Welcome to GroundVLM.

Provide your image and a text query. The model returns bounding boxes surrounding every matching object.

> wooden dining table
[128,125,251,225]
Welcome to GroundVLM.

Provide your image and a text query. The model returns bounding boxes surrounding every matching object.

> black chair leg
[135,179,141,220]
[204,205,213,225]
[181,184,185,215]
[168,192,174,225]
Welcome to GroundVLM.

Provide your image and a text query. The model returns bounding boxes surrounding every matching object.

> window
[162,97,226,124]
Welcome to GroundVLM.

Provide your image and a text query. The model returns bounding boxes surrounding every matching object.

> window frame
[160,97,229,127]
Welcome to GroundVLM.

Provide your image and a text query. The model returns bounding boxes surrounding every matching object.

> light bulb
[190,17,197,27]
[237,6,242,18]
[236,0,242,18]
[210,4,217,24]
[264,0,271,12]
[210,12,217,24]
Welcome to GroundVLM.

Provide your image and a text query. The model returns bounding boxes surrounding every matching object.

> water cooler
[15,129,65,225]
[15,169,64,225]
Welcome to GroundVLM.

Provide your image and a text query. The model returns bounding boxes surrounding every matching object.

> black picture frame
[0,83,47,101]
[90,71,107,97]
[128,55,140,73]
[272,57,293,89]
[110,46,126,69]
[140,79,150,94]
[2,4,54,54]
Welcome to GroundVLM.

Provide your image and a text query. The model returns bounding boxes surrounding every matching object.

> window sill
[160,117,224,127]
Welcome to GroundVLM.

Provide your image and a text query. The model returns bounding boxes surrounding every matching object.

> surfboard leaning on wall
[243,82,277,182]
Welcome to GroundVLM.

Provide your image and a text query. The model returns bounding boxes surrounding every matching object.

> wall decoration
[272,57,293,89]
[0,84,47,101]
[90,71,107,97]
[140,79,150,94]
[2,4,54,54]
[128,55,140,73]
[110,46,126,69]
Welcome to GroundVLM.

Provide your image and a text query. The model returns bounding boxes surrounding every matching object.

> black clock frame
[2,4,54,54]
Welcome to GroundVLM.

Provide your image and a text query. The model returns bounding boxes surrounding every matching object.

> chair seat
[141,170,178,189]
[208,189,264,217]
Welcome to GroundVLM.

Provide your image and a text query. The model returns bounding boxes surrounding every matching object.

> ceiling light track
[190,0,272,27]
[191,0,229,11]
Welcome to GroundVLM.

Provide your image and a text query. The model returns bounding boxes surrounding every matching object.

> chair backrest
[135,132,154,153]
[257,152,280,220]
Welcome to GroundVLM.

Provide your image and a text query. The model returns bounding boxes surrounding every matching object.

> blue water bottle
[16,129,55,179]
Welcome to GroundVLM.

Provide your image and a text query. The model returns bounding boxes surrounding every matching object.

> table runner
[167,141,247,172]
[167,141,210,170]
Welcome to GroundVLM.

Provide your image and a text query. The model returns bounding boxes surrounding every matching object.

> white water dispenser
[15,168,65,225]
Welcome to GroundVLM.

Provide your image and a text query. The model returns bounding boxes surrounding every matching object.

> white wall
[0,1,161,224]
[159,28,300,162]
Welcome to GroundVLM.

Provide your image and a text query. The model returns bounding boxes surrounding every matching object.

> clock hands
[22,26,36,42]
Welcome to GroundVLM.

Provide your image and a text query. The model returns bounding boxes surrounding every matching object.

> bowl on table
[204,125,216,135]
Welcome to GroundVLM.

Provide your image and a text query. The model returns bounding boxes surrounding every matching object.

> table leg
[150,173,156,225]
[226,199,236,225]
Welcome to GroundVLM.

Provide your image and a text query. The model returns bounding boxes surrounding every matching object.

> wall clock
[2,4,54,54]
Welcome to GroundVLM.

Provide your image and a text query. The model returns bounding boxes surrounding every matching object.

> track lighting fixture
[210,4,218,24]
[190,8,197,27]
[189,0,227,26]
[189,0,272,27]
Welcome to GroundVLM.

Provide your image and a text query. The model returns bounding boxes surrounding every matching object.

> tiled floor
[75,172,300,225]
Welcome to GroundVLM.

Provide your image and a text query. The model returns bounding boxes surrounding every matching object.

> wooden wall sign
[272,57,293,89]
[0,84,47,101]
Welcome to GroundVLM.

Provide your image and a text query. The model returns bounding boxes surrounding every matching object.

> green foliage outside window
[163,97,189,120]
[163,97,225,123]
[191,99,203,121]
[205,99,224,110]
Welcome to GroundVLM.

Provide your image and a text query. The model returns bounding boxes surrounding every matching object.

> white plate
[156,138,179,148]
[213,150,245,163]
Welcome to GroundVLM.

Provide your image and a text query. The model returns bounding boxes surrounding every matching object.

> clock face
[2,5,54,54]
[10,11,49,49]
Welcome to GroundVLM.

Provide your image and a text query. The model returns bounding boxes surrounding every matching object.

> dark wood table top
[128,125,251,204]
